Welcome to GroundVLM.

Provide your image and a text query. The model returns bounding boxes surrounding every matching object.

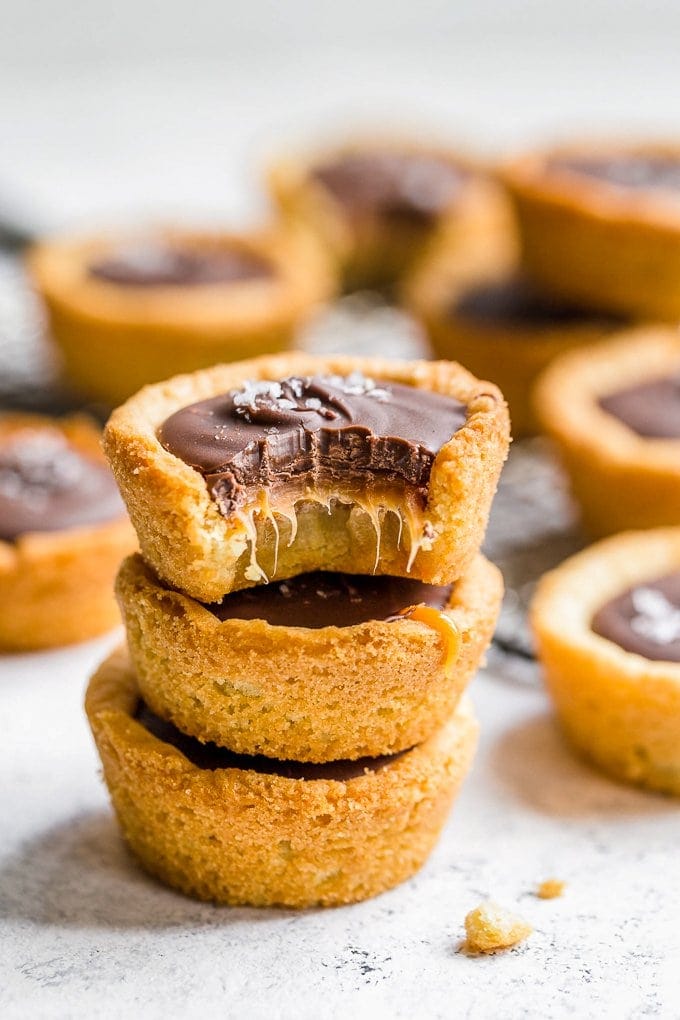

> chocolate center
[592,571,680,661]
[311,151,465,223]
[208,569,452,628]
[0,428,124,542]
[158,373,468,518]
[136,702,408,779]
[89,243,274,287]
[452,274,624,329]
[550,155,680,194]
[598,375,680,439]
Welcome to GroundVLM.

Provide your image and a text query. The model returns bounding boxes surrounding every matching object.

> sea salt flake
[630,586,680,645]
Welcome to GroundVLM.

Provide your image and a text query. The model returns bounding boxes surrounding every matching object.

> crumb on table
[464,901,532,954]
[537,878,565,900]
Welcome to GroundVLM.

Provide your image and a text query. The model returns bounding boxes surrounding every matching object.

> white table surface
[1,41,680,1018]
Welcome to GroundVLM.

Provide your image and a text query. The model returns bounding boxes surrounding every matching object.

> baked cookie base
[531,528,680,796]
[502,144,680,320]
[28,229,336,407]
[116,551,502,761]
[534,328,680,537]
[103,352,509,602]
[86,648,478,907]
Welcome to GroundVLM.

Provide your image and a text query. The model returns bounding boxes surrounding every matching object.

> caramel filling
[159,373,468,579]
[397,604,461,674]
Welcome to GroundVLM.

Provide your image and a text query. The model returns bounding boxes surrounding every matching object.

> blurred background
[3,0,680,234]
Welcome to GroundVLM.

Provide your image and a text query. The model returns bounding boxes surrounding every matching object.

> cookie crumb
[464,901,532,954]
[536,879,565,900]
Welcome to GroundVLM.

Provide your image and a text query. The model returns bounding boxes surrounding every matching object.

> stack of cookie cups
[86,352,509,907]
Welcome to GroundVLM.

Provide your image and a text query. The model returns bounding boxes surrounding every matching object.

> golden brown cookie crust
[534,328,680,537]
[0,413,136,650]
[85,647,478,907]
[116,551,502,761]
[28,228,336,406]
[103,352,510,602]
[268,138,512,290]
[405,255,625,437]
[531,527,680,796]
[501,142,680,319]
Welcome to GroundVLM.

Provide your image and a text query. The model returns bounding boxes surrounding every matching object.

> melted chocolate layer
[208,570,452,628]
[453,274,623,329]
[89,243,273,287]
[550,155,680,194]
[158,374,468,516]
[136,702,408,778]
[311,151,465,223]
[599,375,680,439]
[0,428,124,542]
[592,571,680,661]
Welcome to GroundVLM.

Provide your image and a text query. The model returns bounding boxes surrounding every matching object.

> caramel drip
[231,485,436,583]
[399,604,460,673]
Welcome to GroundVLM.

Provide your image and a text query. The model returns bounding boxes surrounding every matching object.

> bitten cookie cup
[28,227,336,407]
[103,353,509,603]
[116,551,502,761]
[0,413,136,650]
[534,328,680,537]
[85,648,478,908]
[501,142,680,320]
[267,138,511,291]
[531,529,680,796]
[405,254,628,438]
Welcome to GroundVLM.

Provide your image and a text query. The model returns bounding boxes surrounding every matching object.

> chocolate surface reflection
[89,243,273,287]
[159,373,468,516]
[453,274,623,329]
[592,571,680,661]
[136,702,409,777]
[599,375,680,439]
[0,428,124,542]
[550,155,680,194]
[311,151,465,223]
[208,570,452,628]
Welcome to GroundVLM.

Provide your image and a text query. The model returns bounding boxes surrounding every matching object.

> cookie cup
[85,648,478,907]
[406,258,625,437]
[534,328,680,537]
[116,551,501,761]
[268,139,511,291]
[501,142,680,320]
[531,528,680,795]
[103,352,510,602]
[0,413,135,650]
[28,228,336,407]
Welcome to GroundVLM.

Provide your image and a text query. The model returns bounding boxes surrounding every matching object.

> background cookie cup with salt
[85,647,479,908]
[531,528,680,796]
[103,352,510,603]
[28,227,336,407]
[0,413,136,650]
[116,551,502,761]
[534,328,680,537]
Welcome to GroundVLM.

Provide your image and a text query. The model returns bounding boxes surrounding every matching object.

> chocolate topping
[136,702,408,778]
[599,375,680,439]
[592,571,680,661]
[453,274,623,329]
[0,428,124,542]
[311,151,465,223]
[208,570,452,628]
[89,243,273,287]
[550,155,680,194]
[158,374,468,517]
